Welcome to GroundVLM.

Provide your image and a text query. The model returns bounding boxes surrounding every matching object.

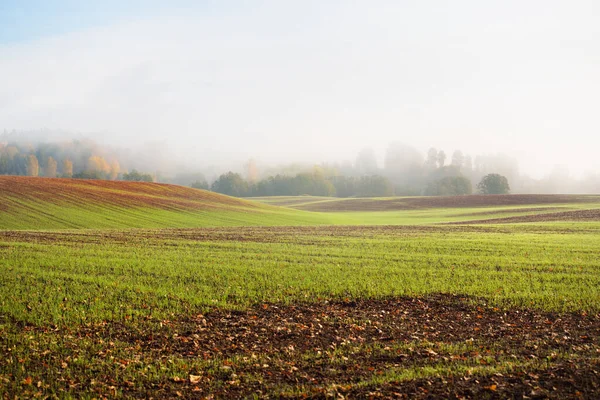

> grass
[1,224,599,330]
[0,176,343,229]
[0,199,340,229]
[1,178,599,397]
[253,194,600,211]
[5,198,600,229]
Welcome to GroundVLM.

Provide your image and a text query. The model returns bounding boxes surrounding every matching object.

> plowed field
[0,176,256,211]
[450,208,600,224]
[0,177,335,229]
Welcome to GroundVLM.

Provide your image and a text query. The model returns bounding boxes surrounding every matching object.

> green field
[1,179,600,398]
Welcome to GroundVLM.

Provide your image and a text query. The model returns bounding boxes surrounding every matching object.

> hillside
[0,176,331,229]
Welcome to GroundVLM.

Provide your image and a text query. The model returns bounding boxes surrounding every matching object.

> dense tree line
[424,176,472,196]
[329,175,394,197]
[212,144,509,198]
[209,170,394,198]
[122,169,154,182]
[207,169,511,198]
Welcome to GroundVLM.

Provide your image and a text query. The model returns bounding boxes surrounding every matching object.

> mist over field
[1,1,599,191]
[3,129,599,196]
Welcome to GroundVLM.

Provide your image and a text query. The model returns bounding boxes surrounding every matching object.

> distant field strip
[252,194,600,225]
[259,194,600,211]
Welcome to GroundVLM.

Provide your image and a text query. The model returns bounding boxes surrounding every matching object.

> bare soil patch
[0,225,506,246]
[58,294,600,398]
[452,209,600,224]
[455,207,565,217]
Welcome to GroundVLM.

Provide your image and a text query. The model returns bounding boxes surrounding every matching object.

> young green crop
[1,222,599,398]
[1,224,599,329]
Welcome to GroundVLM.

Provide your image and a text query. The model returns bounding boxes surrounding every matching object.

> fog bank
[1,1,600,179]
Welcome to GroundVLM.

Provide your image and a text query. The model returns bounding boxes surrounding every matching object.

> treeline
[0,139,501,196]
[1,140,115,179]
[208,143,522,197]
[237,144,515,197]
[210,170,394,197]
[0,140,154,182]
[3,135,595,195]
[208,168,514,198]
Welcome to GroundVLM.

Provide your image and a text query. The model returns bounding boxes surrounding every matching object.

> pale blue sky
[1,1,599,177]
[0,1,220,42]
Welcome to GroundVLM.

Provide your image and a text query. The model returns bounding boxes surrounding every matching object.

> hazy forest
[1,132,598,197]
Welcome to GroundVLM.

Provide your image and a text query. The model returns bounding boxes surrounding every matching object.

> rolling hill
[0,176,332,229]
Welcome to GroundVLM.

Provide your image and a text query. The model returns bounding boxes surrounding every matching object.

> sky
[1,0,599,178]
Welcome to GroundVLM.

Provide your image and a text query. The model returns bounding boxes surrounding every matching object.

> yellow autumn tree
[109,160,120,180]
[26,154,39,177]
[62,159,73,178]
[5,146,19,159]
[45,156,58,177]
[87,156,111,177]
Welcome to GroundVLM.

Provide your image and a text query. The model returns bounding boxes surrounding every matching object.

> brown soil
[66,295,600,398]
[452,209,600,224]
[296,195,599,212]
[0,225,508,246]
[454,207,565,217]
